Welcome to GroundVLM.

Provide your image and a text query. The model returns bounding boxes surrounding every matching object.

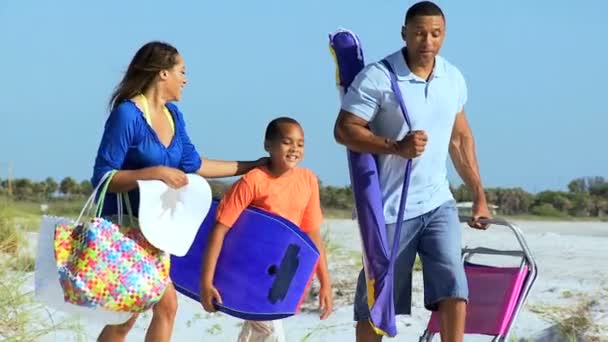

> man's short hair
[405,1,445,24]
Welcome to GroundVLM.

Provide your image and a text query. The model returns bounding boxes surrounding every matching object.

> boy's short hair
[264,117,301,141]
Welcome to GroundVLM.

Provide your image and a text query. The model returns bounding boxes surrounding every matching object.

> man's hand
[200,284,222,312]
[469,199,492,230]
[318,286,333,320]
[395,130,428,159]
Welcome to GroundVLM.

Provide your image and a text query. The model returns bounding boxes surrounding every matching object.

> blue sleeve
[341,63,385,122]
[455,69,468,112]
[170,104,202,173]
[91,104,139,188]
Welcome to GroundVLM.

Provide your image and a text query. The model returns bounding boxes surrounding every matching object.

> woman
[91,41,266,342]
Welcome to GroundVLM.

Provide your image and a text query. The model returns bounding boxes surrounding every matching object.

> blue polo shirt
[341,49,467,223]
[91,100,202,217]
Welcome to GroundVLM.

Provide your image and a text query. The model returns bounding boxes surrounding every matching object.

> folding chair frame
[419,217,539,342]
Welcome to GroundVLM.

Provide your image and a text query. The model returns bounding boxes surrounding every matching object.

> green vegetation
[0,175,606,221]
[0,208,85,341]
[528,291,607,341]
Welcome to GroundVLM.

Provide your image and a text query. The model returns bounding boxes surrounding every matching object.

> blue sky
[1,0,606,193]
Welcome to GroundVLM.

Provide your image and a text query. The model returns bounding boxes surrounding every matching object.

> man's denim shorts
[354,199,468,320]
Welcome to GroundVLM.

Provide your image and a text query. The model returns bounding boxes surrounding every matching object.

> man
[333,2,492,342]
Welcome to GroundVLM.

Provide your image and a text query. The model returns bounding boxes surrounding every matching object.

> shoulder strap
[380,59,412,130]
[379,59,413,263]
[139,94,175,133]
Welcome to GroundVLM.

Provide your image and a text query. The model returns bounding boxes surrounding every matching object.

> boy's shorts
[353,199,468,321]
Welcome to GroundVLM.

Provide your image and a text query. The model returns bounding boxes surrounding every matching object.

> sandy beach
[6,218,600,341]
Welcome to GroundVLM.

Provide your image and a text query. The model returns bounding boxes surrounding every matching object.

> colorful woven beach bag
[54,170,171,313]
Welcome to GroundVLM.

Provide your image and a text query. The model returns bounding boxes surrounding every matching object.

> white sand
[26,219,608,341]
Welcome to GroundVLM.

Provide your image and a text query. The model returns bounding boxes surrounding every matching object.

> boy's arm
[301,172,332,319]
[201,223,229,290]
[199,177,255,311]
[305,228,332,320]
[305,229,331,288]
[200,222,231,313]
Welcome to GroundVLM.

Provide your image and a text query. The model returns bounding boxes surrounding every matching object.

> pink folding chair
[420,217,538,342]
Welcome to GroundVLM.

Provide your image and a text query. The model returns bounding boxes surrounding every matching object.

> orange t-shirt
[216,166,323,233]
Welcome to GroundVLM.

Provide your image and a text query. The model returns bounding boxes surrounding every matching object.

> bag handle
[93,172,136,226]
[74,170,136,226]
[75,170,115,224]
[115,192,136,227]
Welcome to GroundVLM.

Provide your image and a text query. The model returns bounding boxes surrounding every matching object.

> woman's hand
[155,166,188,188]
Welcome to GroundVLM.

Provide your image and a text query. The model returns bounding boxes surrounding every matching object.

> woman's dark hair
[109,41,179,110]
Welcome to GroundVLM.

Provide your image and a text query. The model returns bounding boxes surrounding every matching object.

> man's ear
[401,25,407,41]
[264,140,270,152]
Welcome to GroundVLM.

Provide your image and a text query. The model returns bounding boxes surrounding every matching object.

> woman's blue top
[91,100,202,217]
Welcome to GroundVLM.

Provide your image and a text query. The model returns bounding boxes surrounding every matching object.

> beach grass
[528,291,607,341]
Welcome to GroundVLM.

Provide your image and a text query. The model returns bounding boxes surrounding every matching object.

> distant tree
[497,188,534,215]
[531,203,566,217]
[31,181,48,201]
[594,198,608,217]
[0,179,8,196]
[534,191,572,213]
[586,176,606,193]
[569,193,594,217]
[567,178,587,193]
[13,178,33,200]
[319,184,353,210]
[79,180,93,196]
[590,182,608,197]
[451,184,472,202]
[44,177,58,197]
[60,177,78,196]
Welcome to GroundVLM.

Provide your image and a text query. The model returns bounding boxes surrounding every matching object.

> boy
[200,117,333,341]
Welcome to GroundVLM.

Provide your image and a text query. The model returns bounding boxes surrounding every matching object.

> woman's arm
[107,166,188,192]
[196,157,267,178]
[107,167,160,192]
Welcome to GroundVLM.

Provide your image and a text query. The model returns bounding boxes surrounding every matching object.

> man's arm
[333,110,399,154]
[333,110,427,159]
[449,110,491,228]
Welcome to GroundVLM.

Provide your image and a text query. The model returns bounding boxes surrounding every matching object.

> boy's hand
[200,284,222,312]
[318,286,333,320]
